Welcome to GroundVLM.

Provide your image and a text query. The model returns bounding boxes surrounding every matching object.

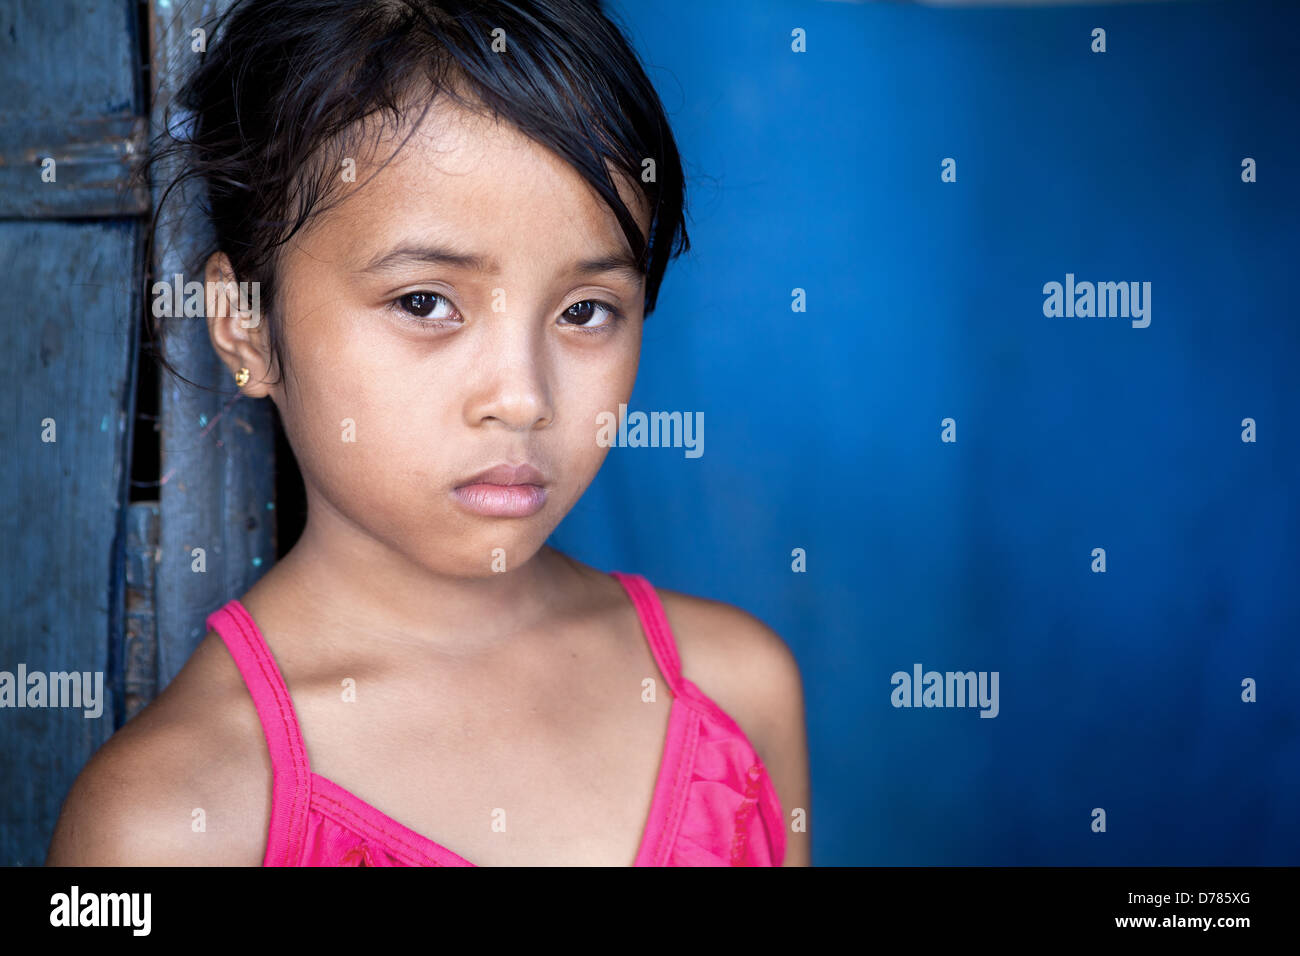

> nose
[463,322,555,431]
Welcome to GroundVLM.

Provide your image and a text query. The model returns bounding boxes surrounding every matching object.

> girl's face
[212,96,650,578]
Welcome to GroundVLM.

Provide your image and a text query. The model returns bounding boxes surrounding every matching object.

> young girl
[48,0,810,867]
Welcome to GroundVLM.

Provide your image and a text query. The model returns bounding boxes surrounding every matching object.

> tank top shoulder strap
[610,571,684,696]
[205,599,311,866]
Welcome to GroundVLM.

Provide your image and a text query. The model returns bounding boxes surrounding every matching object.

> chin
[420,531,550,579]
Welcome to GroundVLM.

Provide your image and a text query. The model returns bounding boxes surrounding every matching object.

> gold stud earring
[234,367,250,387]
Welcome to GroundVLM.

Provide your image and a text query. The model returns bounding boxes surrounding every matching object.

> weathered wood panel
[1,0,276,865]
[149,0,275,687]
[0,219,139,865]
[0,0,146,867]
[0,114,150,218]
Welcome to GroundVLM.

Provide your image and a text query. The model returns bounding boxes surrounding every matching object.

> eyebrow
[361,242,646,284]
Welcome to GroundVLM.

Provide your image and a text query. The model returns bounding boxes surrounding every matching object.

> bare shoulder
[653,588,802,739]
[654,586,812,865]
[46,631,270,866]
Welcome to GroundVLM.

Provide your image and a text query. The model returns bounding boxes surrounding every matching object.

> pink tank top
[204,571,787,866]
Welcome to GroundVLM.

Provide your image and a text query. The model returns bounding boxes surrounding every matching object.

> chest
[284,640,678,865]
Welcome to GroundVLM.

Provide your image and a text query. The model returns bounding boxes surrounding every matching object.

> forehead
[307,93,651,269]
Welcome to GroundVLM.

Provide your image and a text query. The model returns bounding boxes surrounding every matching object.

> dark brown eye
[399,292,447,317]
[394,292,461,325]
[561,299,619,328]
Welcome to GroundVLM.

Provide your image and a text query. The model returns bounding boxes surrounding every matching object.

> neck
[244,489,580,656]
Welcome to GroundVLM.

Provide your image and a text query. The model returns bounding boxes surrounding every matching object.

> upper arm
[657,591,812,866]
[749,626,811,866]
[46,645,269,867]
[732,613,811,867]
[46,729,190,866]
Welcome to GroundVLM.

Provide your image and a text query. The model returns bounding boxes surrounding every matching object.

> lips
[452,462,548,518]
[456,463,545,487]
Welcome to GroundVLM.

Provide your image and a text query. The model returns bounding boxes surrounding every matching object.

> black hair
[147,0,690,388]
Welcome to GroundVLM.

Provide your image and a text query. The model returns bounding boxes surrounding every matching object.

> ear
[204,252,277,399]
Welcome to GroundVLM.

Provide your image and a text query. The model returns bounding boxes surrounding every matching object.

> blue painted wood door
[0,0,274,865]
[0,0,147,867]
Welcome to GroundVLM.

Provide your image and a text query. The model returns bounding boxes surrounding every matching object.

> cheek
[273,303,444,490]
[551,333,641,467]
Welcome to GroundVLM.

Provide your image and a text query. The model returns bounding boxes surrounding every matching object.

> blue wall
[550,0,1300,864]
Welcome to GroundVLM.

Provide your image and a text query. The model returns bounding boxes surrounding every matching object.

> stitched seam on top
[313,789,437,863]
[222,604,310,866]
[620,574,775,867]
[652,708,698,865]
[313,793,436,866]
[616,572,694,866]
[312,789,444,866]
[624,574,682,694]
[227,605,309,865]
